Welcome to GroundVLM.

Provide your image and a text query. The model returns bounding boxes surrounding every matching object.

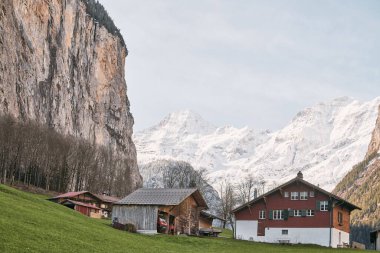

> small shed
[199,210,225,228]
[370,229,380,250]
[198,210,225,236]
[112,188,208,235]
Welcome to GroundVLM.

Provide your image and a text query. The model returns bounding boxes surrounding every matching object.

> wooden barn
[112,188,208,234]
[49,191,119,218]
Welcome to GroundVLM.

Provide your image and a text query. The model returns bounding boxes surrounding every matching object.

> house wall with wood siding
[199,216,213,229]
[159,195,200,234]
[332,205,350,233]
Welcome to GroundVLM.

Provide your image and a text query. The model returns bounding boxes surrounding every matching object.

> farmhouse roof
[49,191,103,202]
[50,191,89,199]
[94,194,120,203]
[115,188,208,208]
[232,173,361,213]
[62,199,101,210]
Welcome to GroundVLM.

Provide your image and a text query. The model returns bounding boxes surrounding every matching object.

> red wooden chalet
[232,172,360,248]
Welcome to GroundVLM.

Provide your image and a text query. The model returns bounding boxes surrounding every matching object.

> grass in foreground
[0,184,371,253]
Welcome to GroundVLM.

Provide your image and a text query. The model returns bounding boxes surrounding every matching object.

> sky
[98,0,380,132]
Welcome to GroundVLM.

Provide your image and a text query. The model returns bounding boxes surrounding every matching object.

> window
[300,192,308,200]
[306,210,314,216]
[294,210,302,217]
[309,191,315,197]
[291,192,299,200]
[282,229,288,235]
[320,201,329,211]
[259,210,266,219]
[273,210,284,220]
[284,192,289,198]
[338,211,343,225]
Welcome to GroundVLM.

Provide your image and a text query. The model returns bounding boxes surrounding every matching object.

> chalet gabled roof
[49,191,102,202]
[50,191,89,199]
[115,188,208,208]
[232,175,361,213]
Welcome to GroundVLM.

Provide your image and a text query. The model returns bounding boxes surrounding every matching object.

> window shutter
[301,210,306,217]
[328,200,333,211]
[283,209,289,220]
[289,209,294,217]
[269,210,273,220]
[316,201,320,211]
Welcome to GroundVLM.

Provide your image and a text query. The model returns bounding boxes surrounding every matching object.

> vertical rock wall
[0,0,142,193]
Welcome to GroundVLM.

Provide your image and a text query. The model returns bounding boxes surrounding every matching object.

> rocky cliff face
[366,105,380,158]
[0,0,142,193]
[334,106,380,247]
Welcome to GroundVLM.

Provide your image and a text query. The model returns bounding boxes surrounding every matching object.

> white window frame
[320,201,329,211]
[259,210,266,219]
[338,211,343,224]
[309,191,315,197]
[294,210,302,217]
[282,229,288,235]
[284,192,289,198]
[300,191,308,200]
[306,209,314,216]
[273,210,284,220]
[290,192,298,200]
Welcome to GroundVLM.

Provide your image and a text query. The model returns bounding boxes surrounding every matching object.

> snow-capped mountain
[134,97,380,191]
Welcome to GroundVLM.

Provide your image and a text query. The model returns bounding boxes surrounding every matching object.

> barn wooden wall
[112,205,158,231]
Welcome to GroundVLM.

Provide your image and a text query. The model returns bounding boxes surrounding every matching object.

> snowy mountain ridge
[134,97,380,191]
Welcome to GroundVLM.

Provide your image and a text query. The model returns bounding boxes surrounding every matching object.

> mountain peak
[154,110,216,135]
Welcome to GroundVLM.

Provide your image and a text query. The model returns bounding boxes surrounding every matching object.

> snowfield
[134,97,380,191]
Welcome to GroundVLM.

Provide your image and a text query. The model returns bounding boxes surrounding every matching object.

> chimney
[254,188,258,199]
[297,171,303,179]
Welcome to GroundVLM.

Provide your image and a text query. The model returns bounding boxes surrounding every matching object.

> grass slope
[0,184,370,253]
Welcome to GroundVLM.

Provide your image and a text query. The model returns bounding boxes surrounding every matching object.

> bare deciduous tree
[0,114,132,196]
[218,178,238,234]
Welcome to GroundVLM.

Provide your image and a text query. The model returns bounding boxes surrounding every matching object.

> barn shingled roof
[115,188,208,208]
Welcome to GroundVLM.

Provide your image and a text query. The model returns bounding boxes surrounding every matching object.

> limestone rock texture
[366,105,380,158]
[0,0,142,193]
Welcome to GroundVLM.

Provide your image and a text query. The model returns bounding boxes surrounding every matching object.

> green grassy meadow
[0,184,370,253]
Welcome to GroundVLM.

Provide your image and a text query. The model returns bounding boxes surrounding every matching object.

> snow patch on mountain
[134,97,380,191]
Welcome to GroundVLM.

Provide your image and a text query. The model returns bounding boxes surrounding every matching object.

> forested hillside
[334,106,380,248]
[0,115,131,196]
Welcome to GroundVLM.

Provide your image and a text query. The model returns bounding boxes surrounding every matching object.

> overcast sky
[98,0,380,132]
